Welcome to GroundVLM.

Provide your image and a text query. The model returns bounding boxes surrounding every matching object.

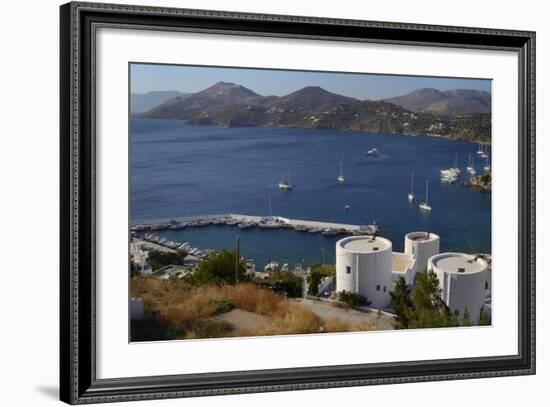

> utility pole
[235,235,240,284]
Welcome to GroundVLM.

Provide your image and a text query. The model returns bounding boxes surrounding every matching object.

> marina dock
[131,213,377,235]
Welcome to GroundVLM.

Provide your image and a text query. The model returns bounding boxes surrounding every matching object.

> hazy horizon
[130,63,491,100]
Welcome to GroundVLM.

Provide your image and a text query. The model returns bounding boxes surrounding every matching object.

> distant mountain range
[384,88,491,115]
[138,82,491,142]
[130,90,187,113]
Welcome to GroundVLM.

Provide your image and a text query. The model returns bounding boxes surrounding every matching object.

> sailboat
[481,144,489,159]
[408,171,415,202]
[451,153,461,174]
[483,155,491,173]
[466,153,476,175]
[477,142,484,155]
[278,161,293,190]
[419,180,432,212]
[258,194,280,228]
[337,162,345,184]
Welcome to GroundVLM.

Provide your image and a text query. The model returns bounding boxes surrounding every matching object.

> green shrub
[146,249,187,271]
[337,290,370,306]
[307,264,336,296]
[271,271,303,298]
[189,249,247,286]
[209,299,234,315]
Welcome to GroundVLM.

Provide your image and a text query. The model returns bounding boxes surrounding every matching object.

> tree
[190,249,247,286]
[130,260,141,277]
[391,270,459,329]
[307,264,336,296]
[337,290,370,306]
[413,270,444,310]
[389,277,413,329]
[271,271,303,297]
[478,308,491,326]
[146,249,187,271]
[409,271,459,329]
[462,308,471,326]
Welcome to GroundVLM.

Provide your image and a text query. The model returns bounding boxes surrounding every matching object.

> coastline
[134,117,491,145]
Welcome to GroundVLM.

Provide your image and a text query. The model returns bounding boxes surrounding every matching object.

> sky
[130,63,491,100]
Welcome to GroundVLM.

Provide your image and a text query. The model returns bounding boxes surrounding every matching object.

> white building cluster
[335,231,490,321]
[130,241,153,276]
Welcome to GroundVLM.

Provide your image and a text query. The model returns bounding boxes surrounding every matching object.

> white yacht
[367,148,379,156]
[440,154,460,182]
[322,228,338,236]
[408,171,415,202]
[440,169,458,183]
[419,180,432,212]
[441,174,457,184]
[237,222,254,229]
[278,161,293,190]
[337,162,344,184]
[258,220,280,229]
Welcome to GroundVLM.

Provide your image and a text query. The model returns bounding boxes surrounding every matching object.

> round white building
[428,252,490,323]
[404,232,440,277]
[336,236,393,309]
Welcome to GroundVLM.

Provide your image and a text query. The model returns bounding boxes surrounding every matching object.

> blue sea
[131,118,491,267]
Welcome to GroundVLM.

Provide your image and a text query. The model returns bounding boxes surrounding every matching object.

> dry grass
[132,277,375,340]
[229,283,282,315]
[329,301,351,310]
[181,320,234,339]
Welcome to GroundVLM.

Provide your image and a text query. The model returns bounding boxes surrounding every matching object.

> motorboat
[367,148,378,156]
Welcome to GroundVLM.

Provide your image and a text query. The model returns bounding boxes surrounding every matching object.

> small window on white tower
[346,266,351,274]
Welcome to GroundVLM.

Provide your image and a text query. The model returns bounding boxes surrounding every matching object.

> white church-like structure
[335,231,490,319]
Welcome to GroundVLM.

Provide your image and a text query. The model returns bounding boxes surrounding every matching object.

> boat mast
[410,171,414,195]
[268,193,272,217]
[287,161,291,184]
[425,180,429,204]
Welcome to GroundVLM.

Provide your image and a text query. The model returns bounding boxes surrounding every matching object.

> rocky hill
[384,87,491,115]
[130,90,186,114]
[139,82,491,142]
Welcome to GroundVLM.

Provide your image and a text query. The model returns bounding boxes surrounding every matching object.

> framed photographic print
[60,1,536,404]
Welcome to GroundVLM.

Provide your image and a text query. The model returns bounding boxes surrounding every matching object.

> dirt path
[292,298,395,330]
[210,309,269,332]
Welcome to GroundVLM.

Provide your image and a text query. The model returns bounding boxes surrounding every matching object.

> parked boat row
[139,233,213,258]
[439,153,461,183]
[132,216,358,238]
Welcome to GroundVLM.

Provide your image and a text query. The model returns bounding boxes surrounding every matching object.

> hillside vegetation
[131,277,375,340]
[140,82,491,143]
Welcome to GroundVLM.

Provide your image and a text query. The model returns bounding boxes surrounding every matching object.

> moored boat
[419,179,432,212]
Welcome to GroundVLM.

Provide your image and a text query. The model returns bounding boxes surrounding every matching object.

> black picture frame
[60,2,536,404]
